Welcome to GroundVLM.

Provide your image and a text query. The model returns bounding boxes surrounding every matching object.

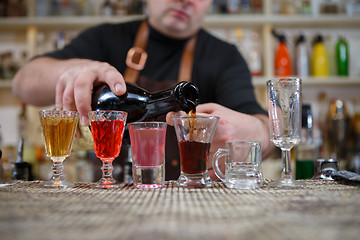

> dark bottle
[91,81,200,123]
[295,104,319,180]
[12,137,33,181]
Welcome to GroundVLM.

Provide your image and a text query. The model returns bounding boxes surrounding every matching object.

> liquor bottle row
[272,0,360,16]
[272,30,350,77]
[229,28,352,77]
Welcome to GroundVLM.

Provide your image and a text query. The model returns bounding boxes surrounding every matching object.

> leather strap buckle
[126,47,147,71]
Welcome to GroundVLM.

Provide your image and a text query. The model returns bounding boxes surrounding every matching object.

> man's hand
[13,57,127,126]
[56,60,127,125]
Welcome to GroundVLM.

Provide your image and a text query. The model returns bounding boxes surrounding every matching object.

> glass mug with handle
[212,141,263,189]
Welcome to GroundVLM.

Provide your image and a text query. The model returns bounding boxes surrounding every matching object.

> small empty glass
[213,141,263,189]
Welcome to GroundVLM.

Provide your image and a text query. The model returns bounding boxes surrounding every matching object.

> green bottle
[336,36,349,76]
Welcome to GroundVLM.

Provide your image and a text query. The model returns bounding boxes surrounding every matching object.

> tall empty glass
[128,122,167,189]
[267,77,303,188]
[172,115,219,188]
[89,110,127,189]
[39,110,79,188]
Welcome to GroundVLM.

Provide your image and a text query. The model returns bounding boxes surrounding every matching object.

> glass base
[92,177,120,189]
[177,172,213,188]
[40,180,74,189]
[268,178,304,188]
[134,183,163,189]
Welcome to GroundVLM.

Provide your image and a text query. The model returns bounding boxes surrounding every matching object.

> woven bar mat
[0,180,359,240]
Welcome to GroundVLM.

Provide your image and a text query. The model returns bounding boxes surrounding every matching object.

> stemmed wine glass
[89,110,127,189]
[267,77,304,188]
[39,110,79,188]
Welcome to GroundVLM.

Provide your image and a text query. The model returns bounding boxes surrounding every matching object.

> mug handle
[212,148,228,182]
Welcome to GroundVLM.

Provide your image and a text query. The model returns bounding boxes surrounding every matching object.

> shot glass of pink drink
[128,122,167,189]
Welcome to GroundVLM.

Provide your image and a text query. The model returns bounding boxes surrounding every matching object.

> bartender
[12,0,273,180]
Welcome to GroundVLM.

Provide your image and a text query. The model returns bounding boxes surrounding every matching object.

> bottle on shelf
[91,81,200,123]
[49,0,61,16]
[272,30,292,77]
[55,32,66,50]
[295,104,319,179]
[327,98,351,166]
[226,0,240,14]
[60,0,76,16]
[250,0,263,13]
[295,34,309,78]
[6,0,27,17]
[317,92,330,157]
[114,0,128,16]
[36,0,49,17]
[282,0,297,14]
[240,0,251,13]
[335,36,349,76]
[237,29,263,77]
[321,0,340,14]
[12,137,33,181]
[101,0,114,16]
[311,34,329,77]
[349,97,360,173]
[298,0,312,15]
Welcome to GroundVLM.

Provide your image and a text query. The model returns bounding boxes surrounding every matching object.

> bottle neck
[146,81,199,118]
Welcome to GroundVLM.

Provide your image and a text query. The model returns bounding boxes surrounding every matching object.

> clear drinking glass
[89,110,127,189]
[213,141,263,189]
[128,122,167,189]
[39,110,79,188]
[172,115,219,188]
[267,77,304,188]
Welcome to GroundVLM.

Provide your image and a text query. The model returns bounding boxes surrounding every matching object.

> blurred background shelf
[1,14,360,29]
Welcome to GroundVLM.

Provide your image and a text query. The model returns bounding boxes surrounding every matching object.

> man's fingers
[97,63,126,95]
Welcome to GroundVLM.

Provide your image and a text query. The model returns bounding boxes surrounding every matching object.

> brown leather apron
[120,21,197,181]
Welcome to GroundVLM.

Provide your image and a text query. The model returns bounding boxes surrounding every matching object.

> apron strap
[124,21,197,84]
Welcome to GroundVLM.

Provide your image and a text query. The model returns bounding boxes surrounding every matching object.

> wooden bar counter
[0,180,359,240]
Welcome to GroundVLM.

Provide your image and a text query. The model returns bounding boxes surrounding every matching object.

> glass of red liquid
[128,122,167,189]
[172,115,219,188]
[89,110,127,189]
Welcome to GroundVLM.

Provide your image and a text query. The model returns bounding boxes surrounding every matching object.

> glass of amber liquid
[172,115,219,188]
[89,110,127,189]
[39,110,79,188]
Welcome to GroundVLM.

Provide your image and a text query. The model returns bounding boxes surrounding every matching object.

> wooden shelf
[0,80,13,88]
[1,14,359,30]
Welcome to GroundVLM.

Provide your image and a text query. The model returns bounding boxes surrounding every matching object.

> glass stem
[101,159,114,181]
[51,158,65,183]
[281,149,293,180]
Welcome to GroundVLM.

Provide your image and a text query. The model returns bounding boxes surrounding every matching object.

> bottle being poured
[91,81,200,123]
